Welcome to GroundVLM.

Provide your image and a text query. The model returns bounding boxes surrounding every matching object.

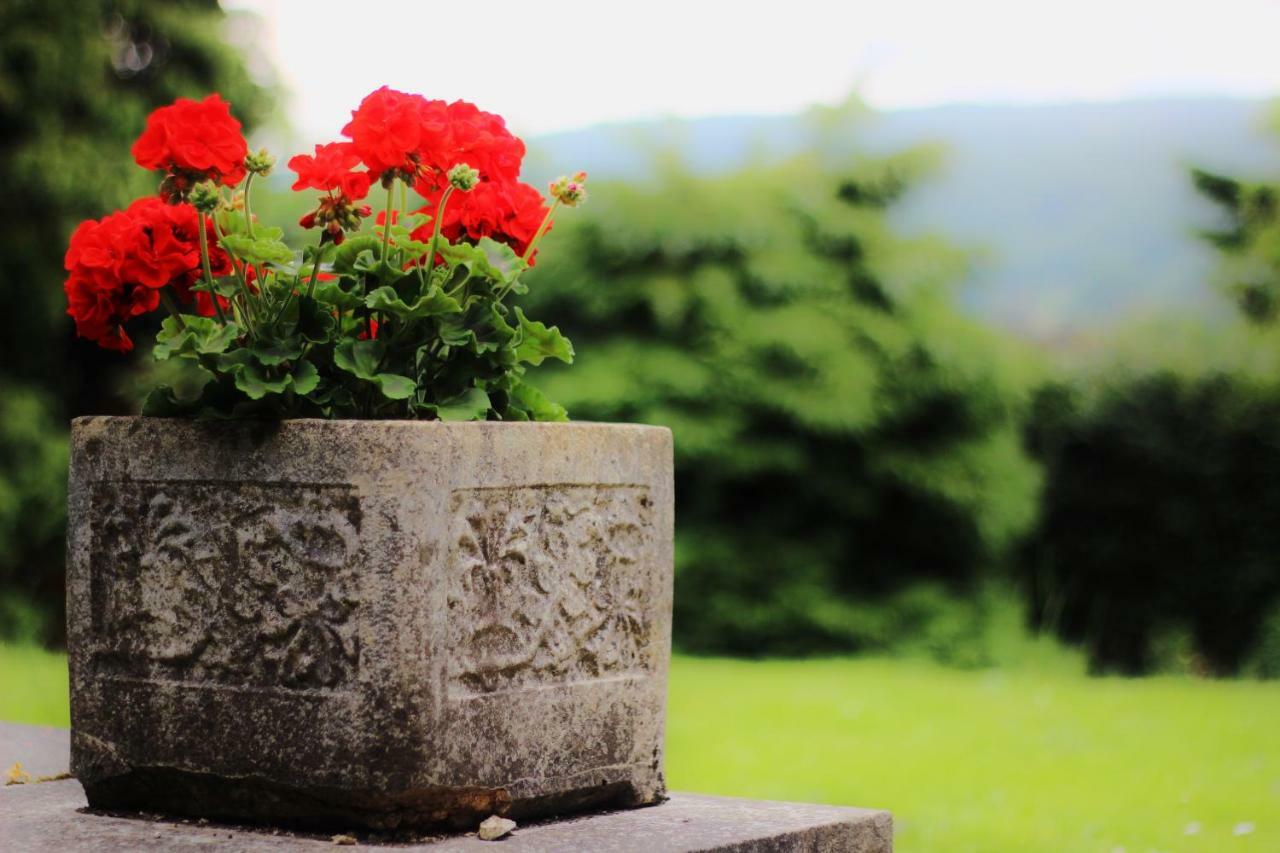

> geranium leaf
[309,279,364,311]
[366,285,462,320]
[334,339,384,379]
[513,307,574,366]
[510,378,568,421]
[153,316,239,361]
[252,338,303,366]
[331,236,383,275]
[220,233,294,266]
[373,373,416,400]
[290,359,320,395]
[436,387,491,421]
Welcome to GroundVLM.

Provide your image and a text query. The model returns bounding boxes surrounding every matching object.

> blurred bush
[0,387,68,644]
[523,131,1043,657]
[1020,373,1280,675]
[0,0,272,641]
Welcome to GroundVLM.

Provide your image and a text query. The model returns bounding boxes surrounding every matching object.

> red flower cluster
[338,87,545,255]
[342,87,524,186]
[288,142,371,201]
[412,180,550,260]
[290,142,374,244]
[64,198,230,351]
[131,94,248,197]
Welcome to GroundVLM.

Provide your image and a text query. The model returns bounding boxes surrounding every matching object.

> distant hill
[524,99,1280,340]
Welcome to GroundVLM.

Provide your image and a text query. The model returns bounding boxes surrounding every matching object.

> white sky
[225,0,1280,141]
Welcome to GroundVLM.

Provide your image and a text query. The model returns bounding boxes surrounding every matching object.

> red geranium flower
[131,94,249,190]
[411,101,525,194]
[63,198,232,351]
[342,88,527,192]
[341,86,443,180]
[288,142,372,201]
[412,179,550,262]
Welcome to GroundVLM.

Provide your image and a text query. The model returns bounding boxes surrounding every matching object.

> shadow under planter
[66,417,674,830]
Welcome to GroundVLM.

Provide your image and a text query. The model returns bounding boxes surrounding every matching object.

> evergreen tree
[0,0,273,641]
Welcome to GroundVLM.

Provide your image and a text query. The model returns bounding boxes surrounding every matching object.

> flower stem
[428,186,455,275]
[196,217,228,325]
[160,291,187,329]
[210,215,258,338]
[305,237,325,301]
[243,173,255,239]
[381,178,396,264]
[521,200,560,263]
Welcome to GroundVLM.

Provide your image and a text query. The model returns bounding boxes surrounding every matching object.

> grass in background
[0,643,68,726]
[668,657,1279,853]
[2,644,1276,852]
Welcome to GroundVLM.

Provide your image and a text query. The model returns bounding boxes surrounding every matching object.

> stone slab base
[2,724,892,851]
[2,781,891,852]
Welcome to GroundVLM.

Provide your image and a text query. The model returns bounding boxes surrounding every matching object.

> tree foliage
[0,0,272,641]
[523,142,1042,655]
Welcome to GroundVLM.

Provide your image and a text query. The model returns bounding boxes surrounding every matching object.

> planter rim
[72,415,668,434]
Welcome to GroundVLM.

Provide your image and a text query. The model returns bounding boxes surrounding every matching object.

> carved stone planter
[66,417,673,830]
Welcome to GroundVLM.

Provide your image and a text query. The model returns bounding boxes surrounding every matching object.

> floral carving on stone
[88,480,363,690]
[447,484,655,695]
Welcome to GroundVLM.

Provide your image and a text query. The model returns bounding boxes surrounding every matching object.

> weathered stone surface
[1,722,70,780]
[0,776,893,851]
[66,418,674,829]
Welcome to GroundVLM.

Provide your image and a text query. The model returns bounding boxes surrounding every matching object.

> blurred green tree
[523,122,1042,657]
[0,0,273,642]
[1021,373,1280,675]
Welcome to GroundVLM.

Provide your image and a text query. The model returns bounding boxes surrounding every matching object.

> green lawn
[3,645,1277,852]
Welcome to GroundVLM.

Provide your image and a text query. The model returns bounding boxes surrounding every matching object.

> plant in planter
[64,88,673,830]
[65,88,587,422]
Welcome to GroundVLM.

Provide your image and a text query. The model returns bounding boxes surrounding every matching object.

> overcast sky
[226,0,1280,141]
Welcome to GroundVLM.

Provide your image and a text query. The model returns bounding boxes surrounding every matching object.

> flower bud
[245,148,275,177]
[549,172,589,207]
[189,181,221,214]
[448,163,480,192]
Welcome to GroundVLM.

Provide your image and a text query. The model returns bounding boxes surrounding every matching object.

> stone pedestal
[66,418,674,829]
[1,725,894,851]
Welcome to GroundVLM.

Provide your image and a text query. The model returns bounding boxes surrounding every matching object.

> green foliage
[0,388,68,644]
[522,145,1041,655]
[1192,166,1280,323]
[0,0,271,641]
[1019,373,1280,675]
[0,0,274,406]
[146,214,572,420]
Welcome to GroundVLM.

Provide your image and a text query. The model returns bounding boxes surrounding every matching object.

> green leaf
[153,316,239,361]
[438,237,526,285]
[510,379,569,421]
[232,361,292,400]
[141,385,192,417]
[437,317,476,348]
[473,303,517,355]
[365,285,462,320]
[436,387,491,421]
[252,338,303,366]
[513,307,575,366]
[309,279,364,311]
[290,359,320,395]
[333,339,415,400]
[220,232,294,266]
[477,237,526,284]
[331,236,383,274]
[297,295,338,342]
[334,339,384,379]
[374,373,417,399]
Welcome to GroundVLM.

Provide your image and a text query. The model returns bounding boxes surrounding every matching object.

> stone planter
[66,417,673,830]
